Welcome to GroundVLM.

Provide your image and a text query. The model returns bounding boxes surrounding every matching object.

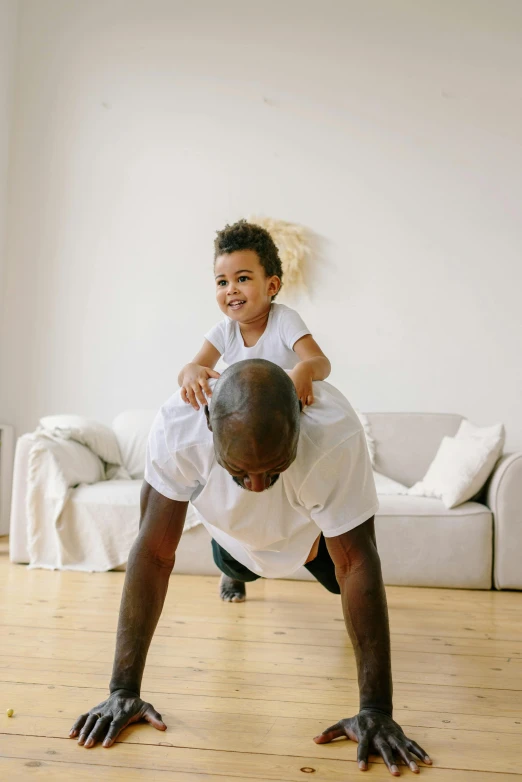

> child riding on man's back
[178,220,331,409]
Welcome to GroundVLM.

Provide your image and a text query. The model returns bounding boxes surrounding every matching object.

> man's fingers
[313,721,347,743]
[84,716,112,749]
[144,705,167,731]
[207,368,221,379]
[69,713,88,738]
[375,740,400,777]
[306,394,313,406]
[357,735,370,771]
[181,387,189,404]
[406,739,432,765]
[392,741,419,773]
[77,714,98,745]
[102,717,129,748]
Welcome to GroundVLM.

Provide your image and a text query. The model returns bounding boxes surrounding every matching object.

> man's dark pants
[211,535,341,594]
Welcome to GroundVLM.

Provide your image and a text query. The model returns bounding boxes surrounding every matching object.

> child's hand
[288,365,314,408]
[180,363,221,410]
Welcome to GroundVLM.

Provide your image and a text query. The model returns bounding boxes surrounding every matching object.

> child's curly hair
[214,220,283,298]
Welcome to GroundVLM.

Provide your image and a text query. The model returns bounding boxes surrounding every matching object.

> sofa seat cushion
[72,477,198,514]
[72,479,200,523]
[375,496,492,588]
[377,494,490,517]
[55,480,198,571]
[72,478,142,507]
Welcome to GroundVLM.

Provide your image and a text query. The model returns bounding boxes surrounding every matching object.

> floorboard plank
[5,735,522,782]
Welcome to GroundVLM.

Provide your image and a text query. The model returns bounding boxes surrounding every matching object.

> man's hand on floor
[69,688,166,748]
[314,709,432,775]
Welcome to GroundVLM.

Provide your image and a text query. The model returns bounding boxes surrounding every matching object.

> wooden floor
[1,537,521,781]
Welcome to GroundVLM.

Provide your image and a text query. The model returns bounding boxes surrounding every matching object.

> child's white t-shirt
[204,303,310,370]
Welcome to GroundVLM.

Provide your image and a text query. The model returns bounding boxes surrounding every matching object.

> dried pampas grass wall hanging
[247,215,310,294]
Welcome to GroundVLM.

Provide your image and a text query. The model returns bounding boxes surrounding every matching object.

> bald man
[70,360,432,776]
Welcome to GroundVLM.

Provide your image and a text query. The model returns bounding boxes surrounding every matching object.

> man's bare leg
[219,574,246,602]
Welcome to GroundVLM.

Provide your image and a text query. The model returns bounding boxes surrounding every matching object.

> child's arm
[289,335,331,408]
[178,340,222,411]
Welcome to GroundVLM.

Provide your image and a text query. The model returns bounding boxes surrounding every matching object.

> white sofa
[9,410,522,589]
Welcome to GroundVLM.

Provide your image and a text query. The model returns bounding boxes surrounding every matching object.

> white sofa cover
[9,410,522,589]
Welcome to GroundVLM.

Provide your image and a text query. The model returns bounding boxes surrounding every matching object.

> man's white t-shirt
[204,303,310,369]
[145,381,379,579]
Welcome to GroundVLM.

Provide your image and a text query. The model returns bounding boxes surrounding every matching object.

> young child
[178,220,331,410]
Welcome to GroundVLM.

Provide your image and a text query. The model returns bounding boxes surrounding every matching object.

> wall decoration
[247,215,310,292]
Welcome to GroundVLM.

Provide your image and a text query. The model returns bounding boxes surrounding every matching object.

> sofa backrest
[113,408,464,488]
[112,410,157,479]
[367,412,463,487]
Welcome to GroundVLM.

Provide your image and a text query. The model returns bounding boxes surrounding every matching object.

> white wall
[0,1,18,534]
[2,0,522,450]
[0,0,18,320]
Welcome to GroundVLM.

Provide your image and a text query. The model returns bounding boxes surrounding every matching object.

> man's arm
[69,481,187,749]
[326,517,393,714]
[314,518,432,776]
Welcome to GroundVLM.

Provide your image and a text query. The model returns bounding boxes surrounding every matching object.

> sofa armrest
[486,453,522,589]
[0,423,15,535]
[10,434,36,563]
[32,434,105,488]
[9,433,105,564]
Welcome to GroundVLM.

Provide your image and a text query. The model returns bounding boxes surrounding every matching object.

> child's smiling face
[214,250,281,323]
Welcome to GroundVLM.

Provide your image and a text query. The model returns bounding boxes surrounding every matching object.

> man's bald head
[207,360,301,492]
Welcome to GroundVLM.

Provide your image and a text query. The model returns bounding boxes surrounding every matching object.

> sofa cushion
[112,410,157,479]
[408,421,504,509]
[377,494,489,517]
[72,478,143,507]
[375,495,492,588]
[366,413,463,487]
[71,479,200,528]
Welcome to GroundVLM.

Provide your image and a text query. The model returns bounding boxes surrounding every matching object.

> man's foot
[219,574,246,603]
